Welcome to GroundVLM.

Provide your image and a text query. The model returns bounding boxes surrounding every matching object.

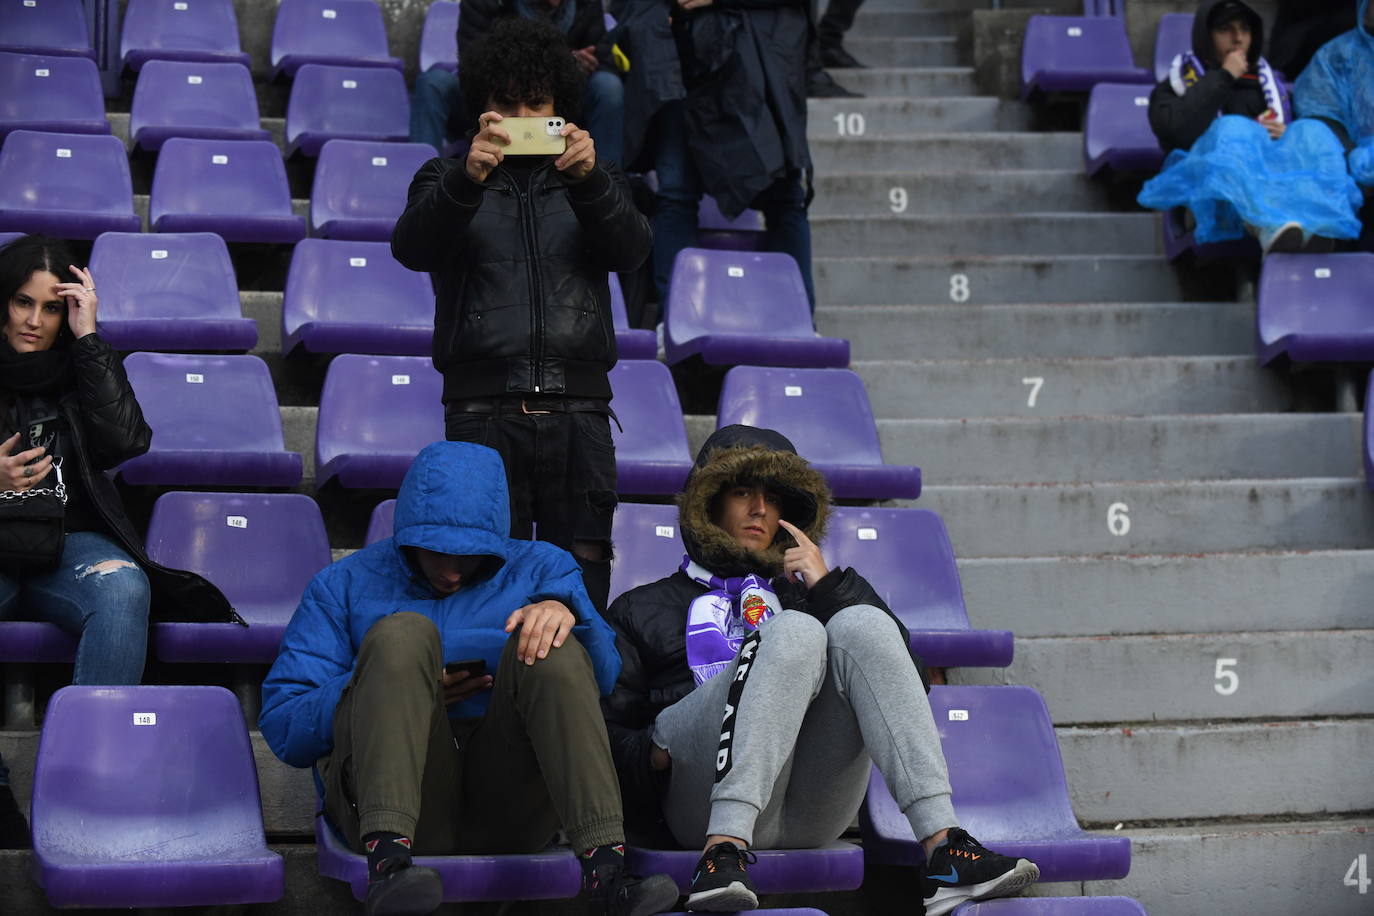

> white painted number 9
[1345,854,1370,894]
[1213,658,1238,696]
[834,112,866,137]
[1107,502,1130,536]
[888,187,908,214]
[949,274,970,303]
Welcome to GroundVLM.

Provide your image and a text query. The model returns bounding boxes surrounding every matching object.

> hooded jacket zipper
[511,167,547,393]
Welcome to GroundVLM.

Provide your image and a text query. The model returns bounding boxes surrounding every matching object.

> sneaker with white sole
[921,828,1039,916]
[686,841,759,911]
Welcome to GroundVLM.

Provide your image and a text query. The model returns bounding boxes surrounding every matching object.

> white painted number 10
[1344,854,1370,893]
[1213,658,1238,696]
[834,112,866,137]
[1107,502,1130,536]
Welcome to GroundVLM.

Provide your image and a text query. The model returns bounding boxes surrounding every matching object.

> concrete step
[950,630,1374,724]
[908,479,1374,558]
[959,549,1374,638]
[815,255,1201,305]
[876,413,1360,485]
[809,170,1122,217]
[847,10,968,37]
[810,131,1082,174]
[851,356,1294,419]
[807,97,1032,138]
[815,303,1253,360]
[828,66,978,99]
[843,36,961,68]
[811,212,1160,257]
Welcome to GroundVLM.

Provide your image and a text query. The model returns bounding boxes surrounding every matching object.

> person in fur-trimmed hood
[601,426,1038,916]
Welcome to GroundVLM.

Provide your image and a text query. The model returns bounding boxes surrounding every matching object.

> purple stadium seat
[626,844,862,895]
[150,137,307,243]
[609,273,656,360]
[0,621,75,663]
[271,0,402,79]
[609,502,684,602]
[315,354,444,488]
[147,492,331,664]
[1083,82,1162,176]
[716,367,919,500]
[364,498,395,545]
[282,238,433,355]
[664,249,849,368]
[285,63,409,157]
[0,130,140,238]
[118,353,303,486]
[129,59,269,150]
[31,686,284,907]
[1256,253,1374,366]
[954,898,1147,915]
[317,814,582,901]
[1153,13,1193,82]
[311,139,435,239]
[825,508,1013,667]
[609,360,693,495]
[0,231,23,247]
[860,686,1132,882]
[0,52,108,139]
[1161,206,1257,263]
[0,0,92,59]
[90,231,258,350]
[1020,16,1150,98]
[120,0,251,70]
[698,196,765,251]
[419,0,459,73]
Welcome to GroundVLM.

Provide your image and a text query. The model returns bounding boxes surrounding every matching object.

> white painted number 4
[1214,658,1238,696]
[1345,854,1370,894]
[1023,377,1044,408]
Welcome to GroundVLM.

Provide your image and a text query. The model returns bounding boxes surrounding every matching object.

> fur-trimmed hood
[677,425,831,579]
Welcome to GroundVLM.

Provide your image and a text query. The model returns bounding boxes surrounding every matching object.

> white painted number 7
[1022,377,1044,408]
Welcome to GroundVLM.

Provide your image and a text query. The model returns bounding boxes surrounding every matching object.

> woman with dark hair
[0,235,239,849]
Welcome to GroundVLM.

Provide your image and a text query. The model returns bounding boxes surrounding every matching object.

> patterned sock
[363,831,414,881]
[580,843,626,892]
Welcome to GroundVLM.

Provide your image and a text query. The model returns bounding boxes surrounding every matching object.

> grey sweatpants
[652,605,958,849]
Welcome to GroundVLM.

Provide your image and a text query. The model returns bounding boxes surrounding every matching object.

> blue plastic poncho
[1138,115,1365,243]
[1295,0,1374,144]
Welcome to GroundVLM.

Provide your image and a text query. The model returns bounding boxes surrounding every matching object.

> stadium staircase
[1,0,1371,913]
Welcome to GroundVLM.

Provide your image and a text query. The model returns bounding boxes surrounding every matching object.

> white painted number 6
[1345,854,1370,894]
[1023,377,1044,408]
[1107,502,1130,536]
[888,187,908,214]
[949,274,970,303]
[834,112,866,137]
[1214,658,1239,696]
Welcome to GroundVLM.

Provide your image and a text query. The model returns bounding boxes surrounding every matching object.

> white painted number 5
[1107,502,1130,536]
[1023,377,1044,408]
[1214,658,1239,696]
[1344,855,1370,894]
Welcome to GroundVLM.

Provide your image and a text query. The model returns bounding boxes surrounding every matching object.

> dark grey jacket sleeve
[71,334,151,471]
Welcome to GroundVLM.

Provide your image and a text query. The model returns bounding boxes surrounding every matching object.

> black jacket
[1148,0,1279,152]
[6,335,238,625]
[391,158,652,400]
[458,0,616,74]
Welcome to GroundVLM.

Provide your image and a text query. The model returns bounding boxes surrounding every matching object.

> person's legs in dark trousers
[818,0,867,66]
[755,172,816,312]
[652,101,704,307]
[411,67,464,152]
[583,70,626,167]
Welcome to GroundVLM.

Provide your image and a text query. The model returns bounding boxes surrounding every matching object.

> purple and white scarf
[681,556,782,686]
[1169,51,1289,124]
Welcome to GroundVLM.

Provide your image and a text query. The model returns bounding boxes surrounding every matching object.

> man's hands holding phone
[466,111,597,183]
[442,659,493,706]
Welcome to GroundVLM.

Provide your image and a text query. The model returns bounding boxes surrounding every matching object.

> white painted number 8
[1345,854,1371,894]
[1107,502,1130,536]
[949,274,970,303]
[1213,658,1238,696]
[888,187,908,214]
[834,112,866,136]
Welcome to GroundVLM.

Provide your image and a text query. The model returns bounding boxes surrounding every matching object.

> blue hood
[394,441,509,575]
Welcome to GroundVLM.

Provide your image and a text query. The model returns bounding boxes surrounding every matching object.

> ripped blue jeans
[0,531,150,685]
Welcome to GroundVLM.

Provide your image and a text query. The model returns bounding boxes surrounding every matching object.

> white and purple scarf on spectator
[681,556,782,686]
[1169,51,1288,123]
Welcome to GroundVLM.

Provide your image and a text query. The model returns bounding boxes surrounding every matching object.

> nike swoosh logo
[929,867,959,884]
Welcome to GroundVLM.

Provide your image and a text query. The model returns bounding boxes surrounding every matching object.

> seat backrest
[283,238,433,335]
[610,503,685,602]
[146,492,332,628]
[823,507,972,631]
[0,0,92,57]
[1153,13,1193,83]
[311,139,436,228]
[285,63,409,140]
[716,367,886,467]
[123,352,288,452]
[1022,16,1135,85]
[665,248,814,343]
[608,360,691,466]
[419,0,459,73]
[1083,81,1156,159]
[0,130,133,214]
[365,498,396,545]
[608,273,631,331]
[130,59,260,133]
[316,354,444,463]
[271,0,393,68]
[91,231,242,323]
[0,51,105,135]
[121,0,245,63]
[1258,253,1374,346]
[150,137,293,219]
[32,685,267,858]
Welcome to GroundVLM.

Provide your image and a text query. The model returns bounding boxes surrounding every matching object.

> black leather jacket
[391,158,652,400]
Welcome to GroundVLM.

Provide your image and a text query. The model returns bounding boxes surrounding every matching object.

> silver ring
[23,466,34,478]
[83,286,95,292]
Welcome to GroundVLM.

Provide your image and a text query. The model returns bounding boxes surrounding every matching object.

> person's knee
[500,628,592,684]
[762,609,828,664]
[414,67,459,104]
[572,539,609,564]
[75,560,150,618]
[359,612,442,674]
[826,604,902,653]
[586,71,624,110]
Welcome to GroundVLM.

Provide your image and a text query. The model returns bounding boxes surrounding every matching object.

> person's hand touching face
[1212,18,1252,78]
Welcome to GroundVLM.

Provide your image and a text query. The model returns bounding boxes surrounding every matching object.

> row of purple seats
[121,0,250,71]
[0,52,108,140]
[1256,252,1374,366]
[0,0,92,59]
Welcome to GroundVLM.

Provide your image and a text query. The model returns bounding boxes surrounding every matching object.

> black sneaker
[806,70,863,99]
[0,785,29,850]
[921,829,1039,916]
[364,861,443,916]
[820,44,867,69]
[686,841,758,911]
[586,865,680,916]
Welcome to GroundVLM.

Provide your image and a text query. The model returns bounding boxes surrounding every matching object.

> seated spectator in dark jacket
[410,0,625,166]
[600,425,1039,916]
[261,441,677,916]
[393,19,652,615]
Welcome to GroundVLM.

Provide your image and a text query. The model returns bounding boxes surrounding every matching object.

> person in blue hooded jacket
[261,441,678,916]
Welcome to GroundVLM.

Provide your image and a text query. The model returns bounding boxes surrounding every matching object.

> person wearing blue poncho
[1138,0,1367,255]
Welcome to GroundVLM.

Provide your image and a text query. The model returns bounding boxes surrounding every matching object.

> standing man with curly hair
[393,18,652,615]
